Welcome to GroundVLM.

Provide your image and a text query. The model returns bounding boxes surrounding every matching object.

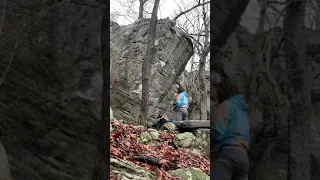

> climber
[211,78,250,180]
[171,86,189,122]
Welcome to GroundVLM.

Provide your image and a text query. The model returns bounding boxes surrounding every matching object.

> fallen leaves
[110,120,210,179]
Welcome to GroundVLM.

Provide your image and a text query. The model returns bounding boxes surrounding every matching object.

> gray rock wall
[0,1,103,179]
[110,19,194,125]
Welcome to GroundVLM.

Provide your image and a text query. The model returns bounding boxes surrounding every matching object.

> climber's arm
[211,100,229,152]
[176,94,182,105]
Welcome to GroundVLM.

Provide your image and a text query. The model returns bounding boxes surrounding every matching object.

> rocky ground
[109,116,210,180]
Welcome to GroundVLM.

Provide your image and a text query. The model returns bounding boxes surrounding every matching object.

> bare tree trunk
[247,0,267,103]
[199,57,207,121]
[139,0,146,19]
[199,0,209,121]
[91,2,110,179]
[283,1,311,180]
[140,0,160,126]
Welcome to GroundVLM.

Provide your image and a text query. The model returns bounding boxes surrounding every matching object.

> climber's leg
[211,156,233,180]
[175,110,183,121]
[211,148,249,180]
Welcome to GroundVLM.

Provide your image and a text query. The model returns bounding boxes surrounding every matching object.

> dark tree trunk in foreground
[92,2,110,179]
[247,0,267,103]
[210,0,250,82]
[140,0,160,126]
[209,0,250,119]
[283,1,311,180]
[209,0,250,176]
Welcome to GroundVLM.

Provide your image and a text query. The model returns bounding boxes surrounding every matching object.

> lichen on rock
[169,168,209,180]
[173,132,196,148]
[160,122,177,132]
[148,128,159,139]
[138,132,152,144]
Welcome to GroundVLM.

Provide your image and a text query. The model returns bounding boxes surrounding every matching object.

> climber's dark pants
[211,148,249,180]
[175,108,188,121]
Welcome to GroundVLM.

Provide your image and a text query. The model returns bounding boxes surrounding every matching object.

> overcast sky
[111,0,318,34]
[111,0,185,25]
[111,0,210,71]
[111,0,260,33]
[110,0,318,72]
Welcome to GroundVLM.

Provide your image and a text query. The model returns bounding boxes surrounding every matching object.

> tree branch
[189,33,206,36]
[173,1,209,21]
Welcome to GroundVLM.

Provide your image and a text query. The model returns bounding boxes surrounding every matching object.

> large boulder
[173,132,196,148]
[0,1,103,179]
[110,19,194,125]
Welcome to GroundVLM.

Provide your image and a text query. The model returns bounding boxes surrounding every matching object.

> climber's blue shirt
[176,91,188,109]
[211,94,250,152]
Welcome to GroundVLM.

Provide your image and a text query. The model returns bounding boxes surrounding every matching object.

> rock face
[0,1,103,179]
[111,158,155,180]
[193,129,210,150]
[110,19,194,125]
[169,168,210,180]
[0,4,193,178]
[0,141,11,180]
[221,26,320,180]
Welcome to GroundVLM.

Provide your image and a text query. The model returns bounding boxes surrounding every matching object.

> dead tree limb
[172,1,209,21]
[173,120,210,129]
[132,156,179,170]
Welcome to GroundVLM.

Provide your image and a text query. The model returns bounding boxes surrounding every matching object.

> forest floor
[110,120,210,179]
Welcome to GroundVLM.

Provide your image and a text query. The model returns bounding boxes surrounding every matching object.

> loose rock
[169,168,209,180]
[173,132,196,148]
[161,122,177,132]
[138,132,152,144]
